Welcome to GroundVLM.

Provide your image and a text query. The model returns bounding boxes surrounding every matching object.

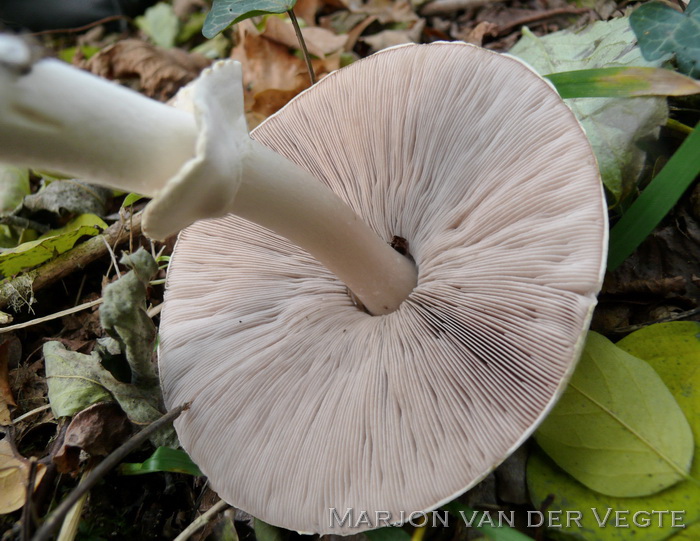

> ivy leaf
[630,0,700,79]
[203,0,296,38]
[536,331,694,497]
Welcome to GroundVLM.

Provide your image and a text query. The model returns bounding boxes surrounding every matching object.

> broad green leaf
[617,322,700,440]
[0,214,107,279]
[630,0,700,79]
[668,521,700,539]
[119,447,202,476]
[136,2,180,49]
[510,17,668,205]
[528,449,700,541]
[607,121,700,270]
[547,67,700,98]
[203,0,296,38]
[536,331,694,497]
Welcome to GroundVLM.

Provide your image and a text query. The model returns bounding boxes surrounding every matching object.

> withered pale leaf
[0,439,45,514]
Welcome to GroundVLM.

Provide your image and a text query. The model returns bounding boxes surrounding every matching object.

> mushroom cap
[159,42,607,534]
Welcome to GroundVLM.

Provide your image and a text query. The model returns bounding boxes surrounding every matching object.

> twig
[610,307,700,335]
[173,500,231,541]
[0,298,103,334]
[420,0,498,16]
[0,216,51,234]
[12,404,52,424]
[31,403,189,541]
[287,10,316,85]
[0,211,142,311]
[102,236,122,279]
[22,458,39,541]
[498,7,590,35]
[28,15,130,37]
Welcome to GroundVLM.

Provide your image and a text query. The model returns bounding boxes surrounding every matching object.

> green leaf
[617,322,700,440]
[121,193,145,208]
[528,448,700,541]
[546,67,700,98]
[119,447,202,476]
[203,0,296,38]
[607,121,700,270]
[45,343,113,418]
[136,2,180,49]
[536,331,694,497]
[509,17,669,205]
[0,214,107,279]
[253,519,286,541]
[630,0,700,79]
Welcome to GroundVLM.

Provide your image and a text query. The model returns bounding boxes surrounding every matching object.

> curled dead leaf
[263,17,347,58]
[85,39,211,101]
[54,402,131,474]
[0,438,46,514]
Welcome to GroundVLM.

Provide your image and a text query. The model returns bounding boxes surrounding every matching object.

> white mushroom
[161,44,607,534]
[0,36,607,535]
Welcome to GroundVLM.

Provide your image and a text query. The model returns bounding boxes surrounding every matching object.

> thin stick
[0,298,103,334]
[31,404,189,541]
[173,500,231,541]
[287,10,316,85]
[12,404,52,424]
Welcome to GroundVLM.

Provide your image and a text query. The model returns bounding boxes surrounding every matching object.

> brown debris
[85,39,211,101]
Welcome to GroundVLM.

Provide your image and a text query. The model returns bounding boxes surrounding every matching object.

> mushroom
[0,36,607,535]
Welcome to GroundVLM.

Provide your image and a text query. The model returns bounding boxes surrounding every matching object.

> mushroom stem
[0,36,417,315]
[236,143,417,315]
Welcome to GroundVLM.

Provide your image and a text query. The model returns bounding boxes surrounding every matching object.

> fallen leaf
[22,180,111,217]
[0,337,20,425]
[54,402,131,474]
[136,2,180,49]
[456,22,499,46]
[617,322,700,439]
[100,249,159,388]
[536,331,694,497]
[0,214,107,280]
[231,20,340,122]
[86,39,211,101]
[361,19,425,52]
[509,17,669,205]
[0,166,30,214]
[0,439,46,514]
[263,16,347,58]
[345,0,419,24]
[44,342,176,447]
[529,324,700,539]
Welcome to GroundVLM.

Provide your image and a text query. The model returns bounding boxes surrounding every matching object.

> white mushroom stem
[0,36,417,315]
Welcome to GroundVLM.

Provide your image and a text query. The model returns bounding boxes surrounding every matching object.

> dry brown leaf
[231,21,340,124]
[456,21,499,45]
[54,402,131,474]
[0,439,46,514]
[346,0,419,24]
[294,0,322,26]
[263,17,347,58]
[0,337,20,426]
[85,39,211,101]
[361,19,425,52]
